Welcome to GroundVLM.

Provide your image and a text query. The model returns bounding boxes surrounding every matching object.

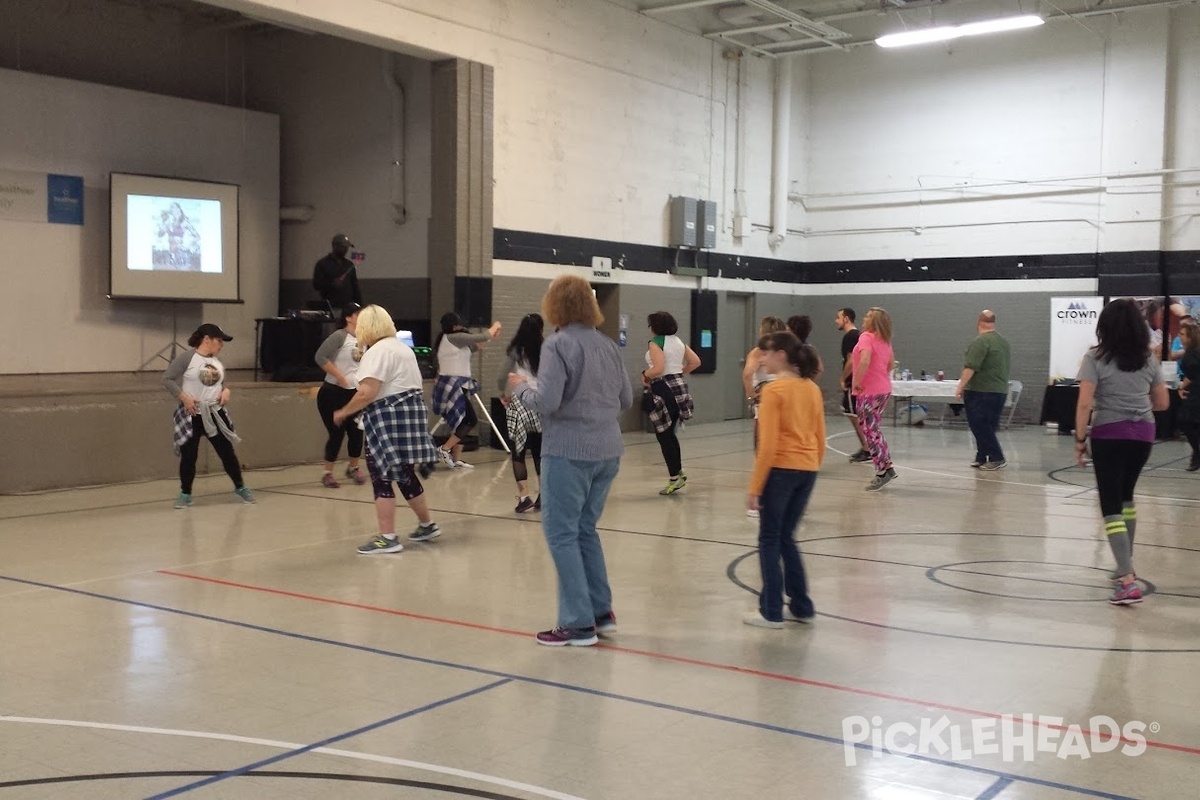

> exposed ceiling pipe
[382,52,408,226]
[769,58,791,248]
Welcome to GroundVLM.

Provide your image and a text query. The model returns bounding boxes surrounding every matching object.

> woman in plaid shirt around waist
[642,311,702,496]
[333,305,443,555]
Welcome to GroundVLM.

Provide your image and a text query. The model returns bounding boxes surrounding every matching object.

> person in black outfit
[835,307,870,461]
[312,233,362,311]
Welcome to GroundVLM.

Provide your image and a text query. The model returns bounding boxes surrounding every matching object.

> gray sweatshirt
[515,324,632,461]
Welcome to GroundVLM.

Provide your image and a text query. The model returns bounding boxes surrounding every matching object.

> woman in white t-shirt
[162,323,254,508]
[432,312,502,468]
[642,311,701,496]
[333,305,443,555]
[314,302,366,488]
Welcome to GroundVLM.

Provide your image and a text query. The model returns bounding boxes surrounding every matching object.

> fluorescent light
[876,15,1044,49]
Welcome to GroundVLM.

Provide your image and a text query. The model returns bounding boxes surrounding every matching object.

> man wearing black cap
[312,234,362,311]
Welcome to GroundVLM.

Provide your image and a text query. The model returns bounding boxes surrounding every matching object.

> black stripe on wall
[495,229,1200,291]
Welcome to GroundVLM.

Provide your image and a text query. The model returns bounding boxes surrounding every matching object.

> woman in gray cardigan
[508,275,633,646]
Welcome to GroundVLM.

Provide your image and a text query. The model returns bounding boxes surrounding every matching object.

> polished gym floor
[1,417,1197,799]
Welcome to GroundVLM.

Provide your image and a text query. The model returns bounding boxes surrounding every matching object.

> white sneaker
[746,509,759,518]
[452,460,474,469]
[435,448,455,468]
[742,611,784,629]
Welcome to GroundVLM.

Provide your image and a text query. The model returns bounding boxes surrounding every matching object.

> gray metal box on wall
[669,196,698,248]
[697,200,717,249]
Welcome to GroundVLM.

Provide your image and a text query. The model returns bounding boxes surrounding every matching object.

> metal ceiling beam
[704,21,794,38]
[641,0,727,14]
[740,0,851,41]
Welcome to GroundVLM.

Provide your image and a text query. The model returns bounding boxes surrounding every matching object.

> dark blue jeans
[757,468,817,622]
[963,390,1007,464]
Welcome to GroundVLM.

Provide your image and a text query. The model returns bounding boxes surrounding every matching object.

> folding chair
[1003,380,1023,428]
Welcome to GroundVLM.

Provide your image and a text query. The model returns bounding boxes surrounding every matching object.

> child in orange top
[745,332,826,629]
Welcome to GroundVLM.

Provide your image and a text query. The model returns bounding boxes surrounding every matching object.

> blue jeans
[963,390,1006,464]
[541,456,620,629]
[757,468,816,622]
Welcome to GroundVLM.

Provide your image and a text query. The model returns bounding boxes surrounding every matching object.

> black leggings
[179,414,243,494]
[454,394,479,441]
[652,382,683,476]
[1089,438,1152,517]
[1181,417,1200,459]
[365,448,424,501]
[512,432,543,483]
[317,383,364,463]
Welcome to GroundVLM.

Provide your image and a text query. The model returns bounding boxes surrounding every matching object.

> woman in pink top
[851,307,897,491]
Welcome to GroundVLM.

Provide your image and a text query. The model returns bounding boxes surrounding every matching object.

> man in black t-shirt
[312,233,362,312]
[836,307,870,462]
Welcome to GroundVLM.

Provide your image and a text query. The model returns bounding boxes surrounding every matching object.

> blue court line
[0,573,1140,800]
[976,776,1014,800]
[144,678,511,799]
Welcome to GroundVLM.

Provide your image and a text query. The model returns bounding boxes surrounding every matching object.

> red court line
[157,568,1200,757]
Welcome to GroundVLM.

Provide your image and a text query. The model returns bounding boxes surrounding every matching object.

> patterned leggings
[855,394,893,472]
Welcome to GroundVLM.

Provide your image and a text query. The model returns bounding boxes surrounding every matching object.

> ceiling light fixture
[875,15,1044,48]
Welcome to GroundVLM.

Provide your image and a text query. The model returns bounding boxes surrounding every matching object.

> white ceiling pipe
[769,58,791,248]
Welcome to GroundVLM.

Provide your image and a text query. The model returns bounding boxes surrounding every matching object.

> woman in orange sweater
[744,332,826,629]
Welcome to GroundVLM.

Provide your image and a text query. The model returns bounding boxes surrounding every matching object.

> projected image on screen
[126,196,221,273]
[110,173,240,301]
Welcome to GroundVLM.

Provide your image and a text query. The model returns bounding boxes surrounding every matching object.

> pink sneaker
[345,466,366,485]
[1109,581,1143,606]
[321,472,340,489]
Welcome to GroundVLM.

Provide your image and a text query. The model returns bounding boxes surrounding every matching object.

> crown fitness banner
[1050,297,1104,382]
[0,169,84,225]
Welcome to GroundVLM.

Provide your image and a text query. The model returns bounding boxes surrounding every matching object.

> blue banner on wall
[47,174,84,225]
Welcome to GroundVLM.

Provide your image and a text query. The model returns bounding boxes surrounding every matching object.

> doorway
[723,293,755,420]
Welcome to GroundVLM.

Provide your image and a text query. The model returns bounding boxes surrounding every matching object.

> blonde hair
[541,275,604,328]
[758,316,786,337]
[864,307,893,344]
[355,305,397,348]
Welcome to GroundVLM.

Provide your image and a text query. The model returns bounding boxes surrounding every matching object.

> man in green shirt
[954,310,1011,471]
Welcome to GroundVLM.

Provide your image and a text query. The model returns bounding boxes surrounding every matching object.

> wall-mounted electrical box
[669,196,698,248]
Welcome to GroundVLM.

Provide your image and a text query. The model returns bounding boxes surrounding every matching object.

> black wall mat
[453,277,493,327]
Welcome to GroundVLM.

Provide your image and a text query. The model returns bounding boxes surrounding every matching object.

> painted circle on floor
[727,531,1200,652]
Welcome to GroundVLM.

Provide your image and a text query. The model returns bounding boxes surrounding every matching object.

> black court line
[0,771,528,798]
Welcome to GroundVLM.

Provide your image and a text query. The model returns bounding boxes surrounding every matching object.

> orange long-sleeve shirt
[748,376,826,496]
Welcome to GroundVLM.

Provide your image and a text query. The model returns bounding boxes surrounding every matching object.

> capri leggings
[364,447,425,501]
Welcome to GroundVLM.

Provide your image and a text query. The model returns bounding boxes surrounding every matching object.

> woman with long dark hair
[642,311,701,496]
[498,313,545,512]
[1074,298,1169,604]
[432,312,501,468]
[163,323,254,508]
[313,302,366,488]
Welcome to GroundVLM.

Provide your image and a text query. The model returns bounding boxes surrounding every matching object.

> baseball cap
[332,233,354,247]
[193,323,233,342]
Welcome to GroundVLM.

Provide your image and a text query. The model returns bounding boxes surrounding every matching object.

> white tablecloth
[890,379,960,399]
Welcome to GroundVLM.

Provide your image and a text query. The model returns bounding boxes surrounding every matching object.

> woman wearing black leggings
[1074,298,1169,606]
[498,314,545,513]
[314,303,365,487]
[642,311,701,496]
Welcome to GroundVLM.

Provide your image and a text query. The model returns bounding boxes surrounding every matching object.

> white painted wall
[245,35,433,282]
[208,0,1199,267]
[0,68,279,374]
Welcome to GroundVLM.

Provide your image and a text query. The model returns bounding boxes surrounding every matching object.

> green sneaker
[659,474,688,495]
[234,486,255,504]
[174,493,193,509]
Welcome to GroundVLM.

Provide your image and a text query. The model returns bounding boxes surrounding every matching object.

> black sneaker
[533,494,541,511]
[418,462,436,480]
[514,496,535,513]
[866,467,897,492]
[1188,459,1200,473]
[849,450,871,463]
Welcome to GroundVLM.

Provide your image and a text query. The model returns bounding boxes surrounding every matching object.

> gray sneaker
[849,450,872,463]
[357,535,404,555]
[866,468,897,492]
[409,521,442,542]
[174,492,193,509]
[979,460,1007,472]
[234,486,255,504]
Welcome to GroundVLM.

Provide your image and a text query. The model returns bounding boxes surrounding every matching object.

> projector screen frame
[108,172,244,304]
